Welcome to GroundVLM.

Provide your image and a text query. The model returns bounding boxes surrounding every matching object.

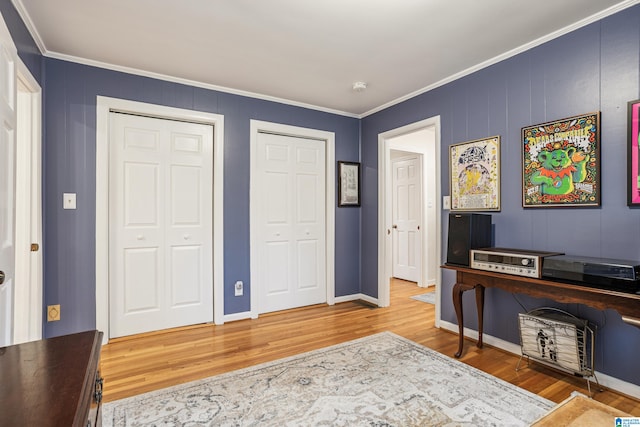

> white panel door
[0,24,17,347]
[392,157,421,282]
[256,132,326,313]
[109,113,213,338]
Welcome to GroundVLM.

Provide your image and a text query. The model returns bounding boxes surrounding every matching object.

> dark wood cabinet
[0,330,103,427]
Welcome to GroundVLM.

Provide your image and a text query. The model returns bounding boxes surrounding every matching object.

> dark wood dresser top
[0,330,103,427]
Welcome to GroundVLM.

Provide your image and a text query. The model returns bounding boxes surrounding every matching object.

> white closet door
[255,132,326,313]
[109,112,213,338]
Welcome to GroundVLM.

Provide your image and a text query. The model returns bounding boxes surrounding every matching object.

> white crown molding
[360,0,640,118]
[12,0,359,118]
[11,0,46,54]
[11,0,358,118]
[11,0,640,119]
[44,50,360,119]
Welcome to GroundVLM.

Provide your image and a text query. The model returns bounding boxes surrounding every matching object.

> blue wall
[361,6,640,385]
[0,1,361,339]
[41,59,361,337]
[4,0,640,388]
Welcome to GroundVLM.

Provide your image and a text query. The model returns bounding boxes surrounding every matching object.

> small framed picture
[628,99,640,206]
[338,161,360,207]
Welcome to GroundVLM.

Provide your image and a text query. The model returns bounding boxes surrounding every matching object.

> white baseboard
[222,295,378,323]
[439,320,521,354]
[223,311,253,323]
[334,293,378,305]
[226,298,431,324]
[439,320,640,400]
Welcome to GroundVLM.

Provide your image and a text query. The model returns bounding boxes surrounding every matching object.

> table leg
[452,283,465,358]
[475,285,485,349]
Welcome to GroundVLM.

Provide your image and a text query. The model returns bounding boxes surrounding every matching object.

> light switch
[63,193,76,210]
[443,196,451,210]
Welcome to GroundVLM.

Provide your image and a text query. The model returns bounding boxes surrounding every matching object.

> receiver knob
[521,258,531,266]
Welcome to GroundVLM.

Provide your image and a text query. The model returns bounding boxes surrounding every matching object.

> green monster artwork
[522,113,600,207]
[530,144,589,195]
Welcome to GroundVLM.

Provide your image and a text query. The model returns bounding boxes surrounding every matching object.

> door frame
[378,116,442,326]
[96,96,224,343]
[0,27,16,346]
[249,120,335,318]
[13,58,42,344]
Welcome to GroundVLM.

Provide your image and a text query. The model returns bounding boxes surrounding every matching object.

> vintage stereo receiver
[470,248,563,278]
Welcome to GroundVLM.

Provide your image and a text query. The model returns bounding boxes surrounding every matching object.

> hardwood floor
[100,279,640,416]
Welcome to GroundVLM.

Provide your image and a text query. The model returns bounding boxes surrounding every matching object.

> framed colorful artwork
[628,99,640,206]
[522,112,600,208]
[449,136,500,211]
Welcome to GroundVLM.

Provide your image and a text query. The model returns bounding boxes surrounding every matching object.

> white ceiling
[13,0,640,117]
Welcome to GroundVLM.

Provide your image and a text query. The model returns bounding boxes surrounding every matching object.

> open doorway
[377,117,442,327]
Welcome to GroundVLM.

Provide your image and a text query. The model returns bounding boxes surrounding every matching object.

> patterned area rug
[411,292,436,304]
[102,332,554,426]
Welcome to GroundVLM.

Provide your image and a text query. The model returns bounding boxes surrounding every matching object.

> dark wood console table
[0,330,104,427]
[442,264,640,358]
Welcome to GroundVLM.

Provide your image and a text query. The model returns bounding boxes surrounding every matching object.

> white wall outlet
[234,281,243,296]
[443,195,451,210]
[63,193,77,210]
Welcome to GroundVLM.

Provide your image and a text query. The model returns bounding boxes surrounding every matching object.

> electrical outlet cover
[47,304,61,322]
[63,193,77,209]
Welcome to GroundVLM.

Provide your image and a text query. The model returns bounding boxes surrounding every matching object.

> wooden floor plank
[100,278,640,416]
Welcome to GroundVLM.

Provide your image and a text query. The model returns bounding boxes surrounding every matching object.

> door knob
[0,271,4,285]
[392,224,398,229]
[137,235,144,240]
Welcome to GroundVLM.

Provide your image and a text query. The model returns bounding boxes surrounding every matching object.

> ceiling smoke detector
[352,81,367,92]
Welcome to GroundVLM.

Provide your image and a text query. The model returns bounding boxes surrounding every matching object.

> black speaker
[446,213,492,266]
